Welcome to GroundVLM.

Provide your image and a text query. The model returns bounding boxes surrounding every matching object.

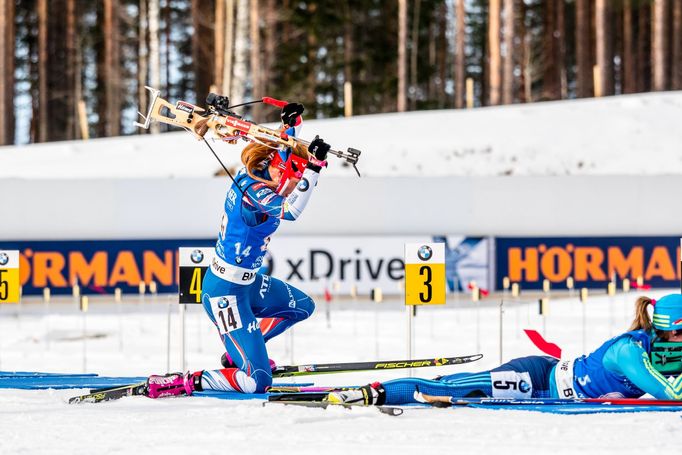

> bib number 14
[210,295,243,335]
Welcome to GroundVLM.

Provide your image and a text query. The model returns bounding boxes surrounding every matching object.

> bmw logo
[519,380,531,393]
[297,178,310,192]
[0,253,8,266]
[190,249,204,264]
[417,245,433,261]
[218,297,229,309]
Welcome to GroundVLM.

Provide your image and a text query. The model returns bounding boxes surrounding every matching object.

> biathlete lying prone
[328,294,682,406]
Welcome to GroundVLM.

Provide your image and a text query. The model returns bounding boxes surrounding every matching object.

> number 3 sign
[404,243,445,305]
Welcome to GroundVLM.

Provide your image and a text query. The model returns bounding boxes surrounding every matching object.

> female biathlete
[146,103,331,398]
[328,293,682,406]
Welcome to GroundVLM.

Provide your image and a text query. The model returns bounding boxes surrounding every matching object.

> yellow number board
[178,247,211,304]
[404,243,445,305]
[0,250,20,304]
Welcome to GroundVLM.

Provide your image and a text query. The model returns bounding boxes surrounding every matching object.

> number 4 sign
[178,247,211,304]
[404,243,446,305]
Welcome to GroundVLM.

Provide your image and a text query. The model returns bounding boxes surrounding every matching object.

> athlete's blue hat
[652,294,682,331]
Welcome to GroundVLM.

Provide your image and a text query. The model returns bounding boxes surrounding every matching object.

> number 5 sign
[404,243,445,305]
[179,247,211,304]
[0,250,20,304]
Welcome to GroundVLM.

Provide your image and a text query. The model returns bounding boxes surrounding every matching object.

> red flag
[466,282,489,297]
[324,288,332,302]
[631,281,652,290]
[524,329,562,359]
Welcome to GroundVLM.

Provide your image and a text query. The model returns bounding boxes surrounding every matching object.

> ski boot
[145,371,203,399]
[326,382,386,406]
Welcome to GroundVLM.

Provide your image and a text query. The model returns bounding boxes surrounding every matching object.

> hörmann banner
[0,236,489,296]
[0,239,212,296]
[496,236,681,290]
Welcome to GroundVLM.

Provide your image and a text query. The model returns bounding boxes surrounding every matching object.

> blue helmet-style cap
[652,294,682,331]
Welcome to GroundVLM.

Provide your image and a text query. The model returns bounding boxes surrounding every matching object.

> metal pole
[476,300,481,354]
[373,287,383,358]
[289,326,295,365]
[542,312,546,338]
[166,299,172,373]
[375,304,380,358]
[607,282,615,337]
[115,288,123,352]
[406,305,413,377]
[17,286,23,330]
[196,305,202,353]
[580,288,588,354]
[180,303,186,371]
[82,308,87,373]
[325,296,331,329]
[582,301,586,354]
[138,282,146,337]
[351,284,357,337]
[44,287,51,351]
[514,300,520,340]
[499,300,504,364]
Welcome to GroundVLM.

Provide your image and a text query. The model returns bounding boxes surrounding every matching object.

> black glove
[281,102,304,128]
[306,135,331,172]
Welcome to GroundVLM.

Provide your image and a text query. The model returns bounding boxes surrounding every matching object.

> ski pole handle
[262,96,288,108]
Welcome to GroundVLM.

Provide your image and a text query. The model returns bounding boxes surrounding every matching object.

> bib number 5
[209,295,243,335]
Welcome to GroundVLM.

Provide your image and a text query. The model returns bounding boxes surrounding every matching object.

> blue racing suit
[200,159,321,393]
[553,330,682,400]
[381,356,558,404]
[381,330,682,405]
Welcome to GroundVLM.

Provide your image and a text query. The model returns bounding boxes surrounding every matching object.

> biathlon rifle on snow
[133,86,362,176]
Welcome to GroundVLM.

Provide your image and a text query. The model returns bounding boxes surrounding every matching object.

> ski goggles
[650,341,682,376]
[270,148,308,195]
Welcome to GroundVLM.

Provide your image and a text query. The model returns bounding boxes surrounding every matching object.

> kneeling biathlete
[329,294,682,406]
[144,102,333,398]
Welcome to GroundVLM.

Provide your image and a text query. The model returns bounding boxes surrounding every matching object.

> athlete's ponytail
[628,296,654,331]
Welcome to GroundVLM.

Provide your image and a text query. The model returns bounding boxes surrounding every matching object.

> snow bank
[1,91,681,179]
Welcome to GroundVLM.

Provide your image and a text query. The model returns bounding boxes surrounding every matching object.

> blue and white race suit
[200,158,320,393]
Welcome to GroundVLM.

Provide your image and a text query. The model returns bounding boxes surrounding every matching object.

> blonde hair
[628,296,655,332]
[241,140,309,186]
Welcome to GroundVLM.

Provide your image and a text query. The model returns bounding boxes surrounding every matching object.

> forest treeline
[0,0,680,145]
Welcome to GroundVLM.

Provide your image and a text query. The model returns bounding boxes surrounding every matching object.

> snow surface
[0,290,680,454]
[1,91,681,179]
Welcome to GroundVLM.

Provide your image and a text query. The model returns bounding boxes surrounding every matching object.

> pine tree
[575,0,592,97]
[398,0,407,111]
[502,0,514,104]
[672,0,682,89]
[454,0,465,108]
[488,0,501,105]
[0,0,15,144]
[652,0,668,91]
[622,0,636,93]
